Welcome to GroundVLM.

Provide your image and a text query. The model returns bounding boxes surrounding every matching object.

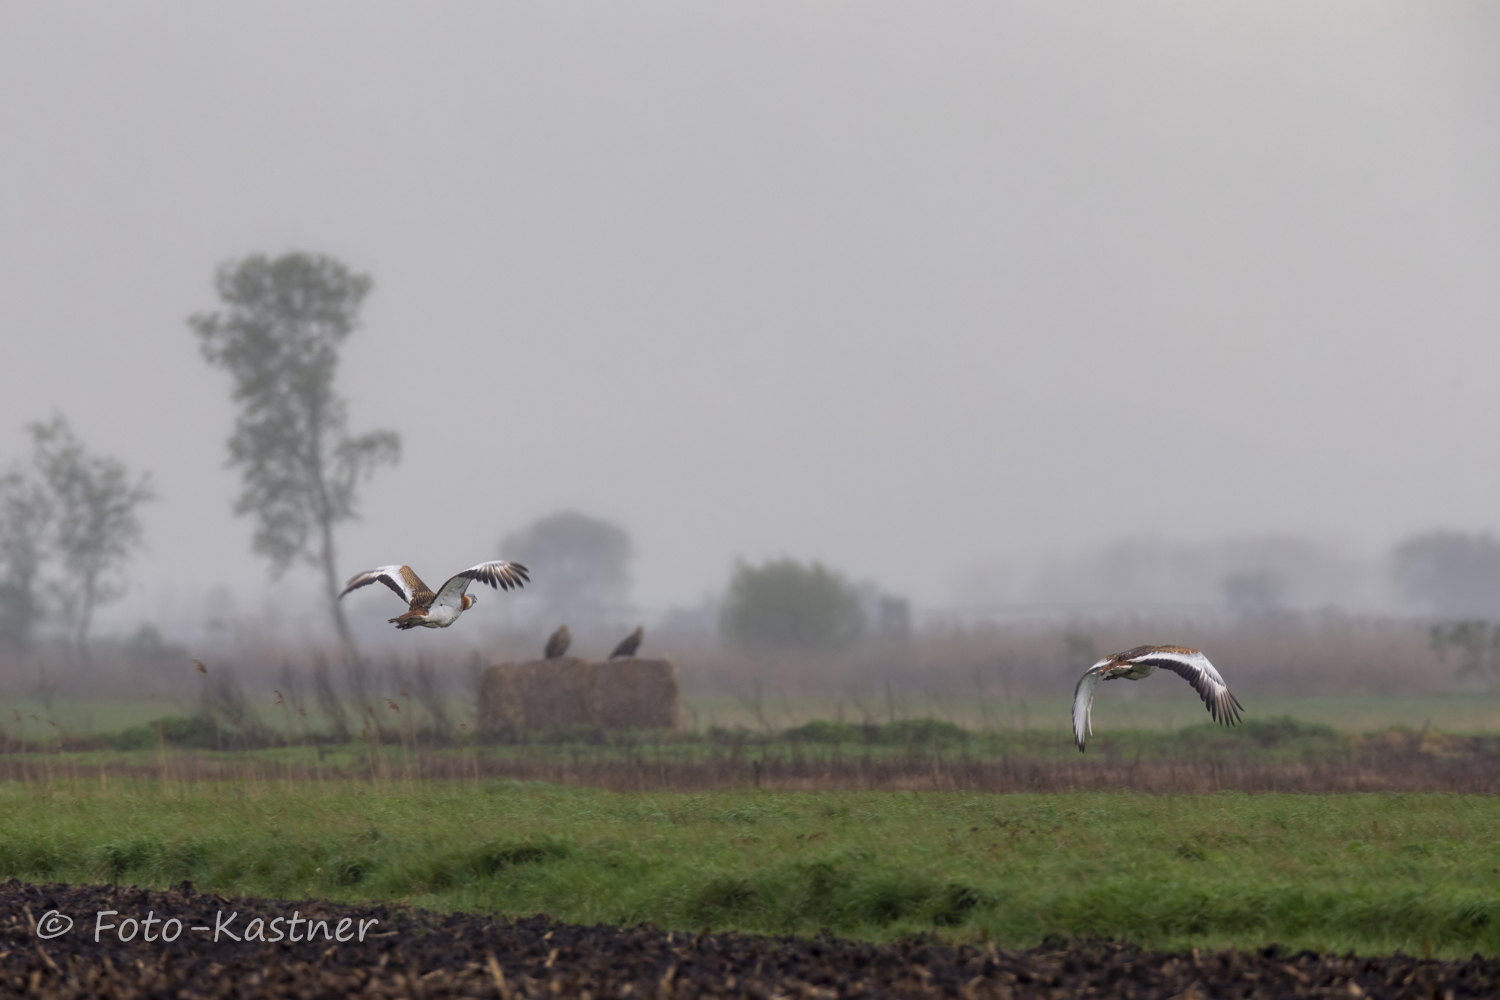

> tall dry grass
[0,612,1488,747]
[672,613,1458,698]
[4,728,1500,794]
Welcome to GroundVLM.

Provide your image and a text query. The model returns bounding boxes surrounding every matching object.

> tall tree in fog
[501,511,631,627]
[26,416,155,647]
[191,253,400,651]
[1391,531,1500,618]
[0,468,51,649]
[721,558,865,652]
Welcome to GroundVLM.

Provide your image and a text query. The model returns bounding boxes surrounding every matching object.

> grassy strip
[2,782,1498,955]
[11,692,1500,741]
[28,714,1497,769]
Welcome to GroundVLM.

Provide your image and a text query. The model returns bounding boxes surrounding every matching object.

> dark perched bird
[544,625,572,659]
[608,625,644,659]
[339,561,528,630]
[1072,645,1243,752]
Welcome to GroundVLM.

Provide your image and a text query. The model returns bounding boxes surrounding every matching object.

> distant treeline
[0,613,1490,718]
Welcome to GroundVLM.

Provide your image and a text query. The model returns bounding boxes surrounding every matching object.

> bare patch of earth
[3,879,1495,998]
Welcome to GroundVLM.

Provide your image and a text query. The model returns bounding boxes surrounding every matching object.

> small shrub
[880,719,963,747]
[783,720,863,744]
[474,839,572,875]
[334,858,371,886]
[689,875,760,923]
[1174,840,1209,862]
[98,839,157,881]
[933,883,987,926]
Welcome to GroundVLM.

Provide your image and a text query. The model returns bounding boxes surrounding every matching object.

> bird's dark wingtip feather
[1214,693,1244,727]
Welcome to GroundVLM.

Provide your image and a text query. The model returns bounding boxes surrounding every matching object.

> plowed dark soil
[3,880,1496,998]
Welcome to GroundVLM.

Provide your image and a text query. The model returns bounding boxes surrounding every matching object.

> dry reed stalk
[400,690,421,782]
[472,729,481,787]
[12,711,31,795]
[309,727,325,791]
[274,689,292,792]
[413,658,452,739]
[193,659,225,754]
[361,713,381,793]
[27,714,53,792]
[296,705,312,783]
[386,697,412,790]
[154,719,168,789]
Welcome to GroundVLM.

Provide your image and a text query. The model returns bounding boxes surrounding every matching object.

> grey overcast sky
[1,2,1497,639]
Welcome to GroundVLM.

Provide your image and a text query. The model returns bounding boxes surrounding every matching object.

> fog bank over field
[0,4,1497,647]
[953,537,1389,621]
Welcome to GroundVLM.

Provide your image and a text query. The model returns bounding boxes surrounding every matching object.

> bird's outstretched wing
[340,565,430,605]
[433,560,530,608]
[1126,647,1244,726]
[1071,661,1108,752]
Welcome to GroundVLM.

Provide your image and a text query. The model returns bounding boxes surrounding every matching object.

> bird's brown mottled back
[401,566,436,611]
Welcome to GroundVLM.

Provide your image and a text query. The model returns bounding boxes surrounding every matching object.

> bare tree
[1392,530,1500,618]
[0,468,51,649]
[501,510,632,628]
[720,558,866,652]
[190,252,400,652]
[26,416,155,647]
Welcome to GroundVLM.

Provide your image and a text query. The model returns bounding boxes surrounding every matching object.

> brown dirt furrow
[3,880,1498,998]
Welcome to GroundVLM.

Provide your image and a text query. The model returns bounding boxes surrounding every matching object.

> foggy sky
[1,3,1498,645]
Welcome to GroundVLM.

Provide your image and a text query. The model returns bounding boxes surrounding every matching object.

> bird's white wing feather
[1127,649,1243,725]
[434,560,531,608]
[340,565,417,603]
[1072,668,1103,752]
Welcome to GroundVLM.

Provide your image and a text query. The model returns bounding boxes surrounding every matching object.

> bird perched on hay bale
[340,561,528,630]
[1072,645,1243,752]
[544,625,571,659]
[608,625,644,659]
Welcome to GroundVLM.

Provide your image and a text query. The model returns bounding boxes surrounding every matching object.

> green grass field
[5,693,1498,956]
[0,713,1460,770]
[684,691,1500,735]
[10,691,1500,743]
[2,780,1497,957]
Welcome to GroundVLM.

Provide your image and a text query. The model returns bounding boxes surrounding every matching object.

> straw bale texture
[594,657,681,730]
[476,662,524,734]
[480,657,680,733]
[479,658,596,734]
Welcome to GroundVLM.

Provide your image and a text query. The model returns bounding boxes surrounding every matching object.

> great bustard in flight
[339,561,528,630]
[1072,645,1243,752]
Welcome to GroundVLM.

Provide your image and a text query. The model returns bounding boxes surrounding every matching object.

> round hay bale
[594,658,681,730]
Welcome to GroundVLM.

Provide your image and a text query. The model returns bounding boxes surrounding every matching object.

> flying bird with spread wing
[608,625,643,659]
[544,625,571,659]
[339,561,529,630]
[1072,645,1243,752]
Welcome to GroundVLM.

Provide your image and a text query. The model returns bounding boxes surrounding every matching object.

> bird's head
[462,594,478,611]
